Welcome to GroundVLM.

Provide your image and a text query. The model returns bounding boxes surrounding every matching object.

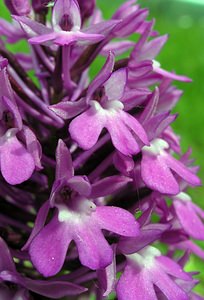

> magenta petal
[104,68,127,101]
[142,35,168,60]
[152,269,189,300]
[67,175,91,196]
[74,223,113,270]
[29,216,72,277]
[24,278,86,298]
[87,52,115,99]
[105,115,140,155]
[116,265,157,300]
[164,153,201,186]
[101,40,135,56]
[74,31,104,43]
[0,135,35,185]
[29,32,58,45]
[141,153,180,195]
[156,256,191,281]
[93,206,139,237]
[113,152,135,173]
[175,240,204,260]
[97,245,116,297]
[49,97,87,120]
[69,108,105,150]
[0,238,16,272]
[22,201,50,251]
[139,87,159,123]
[90,175,132,198]
[13,15,52,36]
[56,139,74,180]
[84,20,121,35]
[119,110,149,145]
[154,66,192,82]
[22,125,42,170]
[118,224,169,255]
[174,200,204,240]
[2,96,22,130]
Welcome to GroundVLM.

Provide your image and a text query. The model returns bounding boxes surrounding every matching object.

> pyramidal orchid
[0,0,203,299]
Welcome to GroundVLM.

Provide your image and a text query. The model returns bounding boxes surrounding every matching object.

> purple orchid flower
[172,192,204,240]
[0,58,36,184]
[141,138,201,195]
[14,0,107,47]
[116,246,192,300]
[69,52,149,155]
[28,139,140,276]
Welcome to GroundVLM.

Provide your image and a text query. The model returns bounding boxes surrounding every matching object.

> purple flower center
[59,14,74,31]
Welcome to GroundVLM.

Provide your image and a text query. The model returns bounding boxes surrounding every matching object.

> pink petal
[56,139,74,180]
[142,35,168,60]
[165,153,201,186]
[101,40,135,56]
[74,31,104,43]
[90,175,132,198]
[74,223,113,270]
[141,153,180,195]
[49,98,87,120]
[22,201,50,251]
[104,68,127,100]
[29,32,58,45]
[13,15,52,36]
[87,52,115,99]
[22,125,42,170]
[154,66,192,82]
[113,151,135,173]
[93,206,139,237]
[2,96,22,130]
[105,115,139,155]
[83,20,121,36]
[0,238,16,272]
[24,277,86,297]
[119,110,149,145]
[175,240,204,260]
[29,216,72,277]
[174,200,204,240]
[116,265,157,300]
[69,108,106,150]
[152,268,189,300]
[0,135,35,185]
[156,255,191,281]
[67,175,91,196]
[97,245,116,297]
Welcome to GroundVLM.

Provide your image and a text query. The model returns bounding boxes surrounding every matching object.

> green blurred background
[0,0,204,296]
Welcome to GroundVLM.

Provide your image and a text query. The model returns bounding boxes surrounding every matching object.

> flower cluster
[0,0,203,299]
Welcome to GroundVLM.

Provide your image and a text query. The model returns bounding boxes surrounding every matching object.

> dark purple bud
[4,0,31,16]
[77,0,96,21]
[31,0,49,14]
